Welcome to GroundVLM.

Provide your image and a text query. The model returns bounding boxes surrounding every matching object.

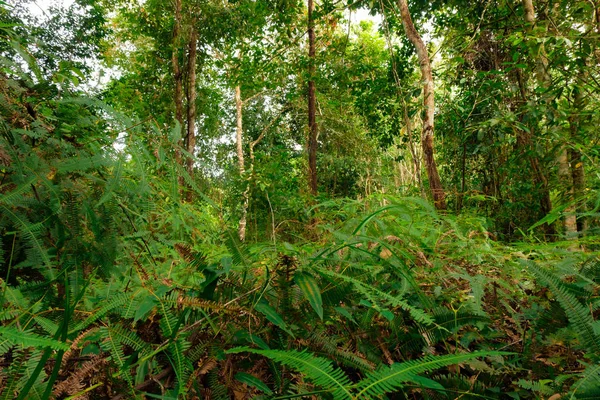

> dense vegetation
[1,0,599,398]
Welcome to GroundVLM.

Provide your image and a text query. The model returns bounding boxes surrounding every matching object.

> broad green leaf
[254,300,294,337]
[295,272,323,320]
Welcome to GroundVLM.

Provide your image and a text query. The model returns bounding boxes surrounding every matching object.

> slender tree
[235,85,249,241]
[397,0,446,210]
[172,0,185,187]
[307,0,318,195]
[186,26,198,193]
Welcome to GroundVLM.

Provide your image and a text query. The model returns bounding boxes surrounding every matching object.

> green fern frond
[0,326,69,351]
[98,325,147,352]
[526,262,600,357]
[0,177,37,207]
[33,316,59,336]
[307,330,376,372]
[0,206,53,273]
[426,374,498,399]
[355,351,509,398]
[517,379,555,395]
[168,338,193,396]
[70,293,132,332]
[571,362,600,399]
[224,230,251,267]
[226,347,354,399]
[401,308,490,354]
[317,266,434,325]
[158,298,180,337]
[579,257,600,283]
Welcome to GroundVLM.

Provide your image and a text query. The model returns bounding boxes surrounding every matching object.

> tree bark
[185,26,198,195]
[307,0,318,196]
[397,0,446,210]
[172,0,184,186]
[569,80,588,233]
[558,148,578,236]
[235,86,247,241]
[235,86,245,175]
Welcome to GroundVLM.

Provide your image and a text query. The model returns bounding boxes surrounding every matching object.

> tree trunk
[403,102,424,197]
[307,0,318,196]
[185,27,198,196]
[558,148,578,236]
[172,0,184,187]
[235,86,248,241]
[520,0,556,236]
[569,80,587,233]
[397,0,446,210]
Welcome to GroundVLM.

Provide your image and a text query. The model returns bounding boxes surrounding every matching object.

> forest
[0,0,599,398]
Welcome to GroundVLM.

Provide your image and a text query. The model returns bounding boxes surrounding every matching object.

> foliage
[1,0,600,399]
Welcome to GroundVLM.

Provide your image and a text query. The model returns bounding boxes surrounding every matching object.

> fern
[227,347,354,399]
[400,307,490,355]
[571,362,600,399]
[0,326,69,351]
[228,347,509,398]
[316,266,434,325]
[355,351,509,398]
[307,329,376,372]
[526,261,600,358]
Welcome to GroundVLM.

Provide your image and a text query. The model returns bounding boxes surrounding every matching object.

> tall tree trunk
[558,148,578,236]
[235,86,248,241]
[235,86,245,174]
[172,0,184,187]
[307,0,318,196]
[520,0,556,236]
[186,26,198,197]
[397,0,446,210]
[569,79,587,233]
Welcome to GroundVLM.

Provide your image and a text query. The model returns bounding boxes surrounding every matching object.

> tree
[397,0,446,210]
[307,0,318,196]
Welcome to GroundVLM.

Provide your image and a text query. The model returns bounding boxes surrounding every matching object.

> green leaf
[254,300,294,337]
[235,372,273,394]
[295,272,323,320]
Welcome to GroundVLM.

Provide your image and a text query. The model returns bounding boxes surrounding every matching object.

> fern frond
[0,206,53,272]
[226,347,354,399]
[571,362,600,399]
[400,308,490,355]
[517,379,555,395]
[307,330,376,372]
[0,326,69,351]
[168,338,193,396]
[355,351,509,398]
[527,262,600,357]
[71,293,132,332]
[317,266,434,325]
